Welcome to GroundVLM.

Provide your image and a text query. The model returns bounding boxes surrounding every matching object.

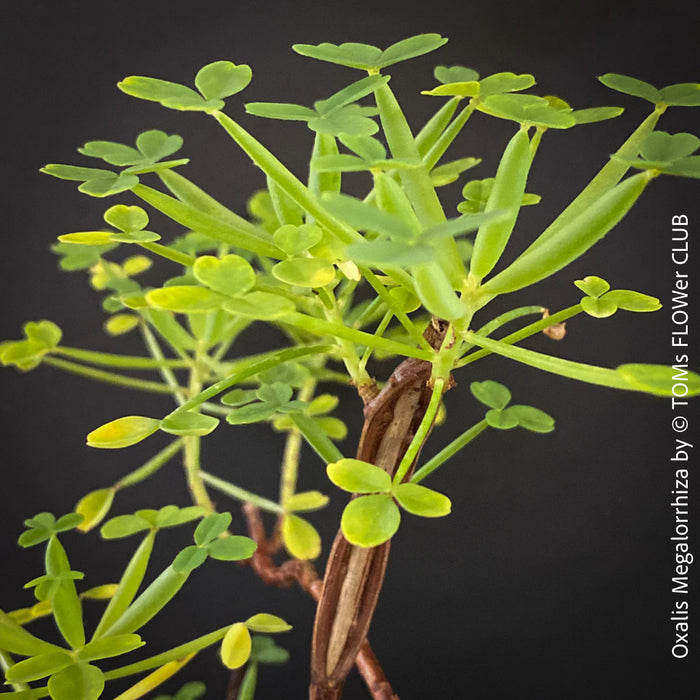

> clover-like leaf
[470,380,511,410]
[244,613,292,633]
[281,514,321,560]
[327,459,392,493]
[434,65,480,84]
[639,132,700,163]
[478,72,536,97]
[221,623,252,670]
[160,411,220,436]
[104,204,149,232]
[574,275,610,298]
[273,224,323,257]
[137,130,184,161]
[293,34,447,71]
[220,388,258,407]
[341,494,400,547]
[207,535,257,561]
[87,416,160,449]
[581,296,618,318]
[392,483,451,517]
[195,61,252,101]
[194,512,232,545]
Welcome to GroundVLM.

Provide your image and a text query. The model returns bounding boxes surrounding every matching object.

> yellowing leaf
[75,488,116,532]
[86,416,160,449]
[281,514,321,560]
[57,231,114,245]
[221,622,252,670]
[104,314,140,336]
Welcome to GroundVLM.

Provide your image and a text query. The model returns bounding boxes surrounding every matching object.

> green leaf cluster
[327,459,452,547]
[0,321,62,370]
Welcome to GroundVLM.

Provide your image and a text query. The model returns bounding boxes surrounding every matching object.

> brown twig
[238,503,397,700]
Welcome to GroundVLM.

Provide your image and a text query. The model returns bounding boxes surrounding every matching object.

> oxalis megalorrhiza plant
[1,33,700,700]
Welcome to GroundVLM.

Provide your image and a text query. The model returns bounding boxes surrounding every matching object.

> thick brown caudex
[239,503,396,700]
[310,320,452,700]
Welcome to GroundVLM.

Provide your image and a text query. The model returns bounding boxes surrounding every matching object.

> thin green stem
[116,439,185,488]
[172,345,333,415]
[411,420,489,484]
[359,266,430,350]
[53,346,190,370]
[456,304,581,368]
[103,625,233,682]
[474,305,545,338]
[182,352,216,514]
[139,241,196,267]
[423,102,477,170]
[279,313,433,361]
[141,324,186,404]
[43,357,182,395]
[359,309,393,372]
[199,471,284,514]
[415,97,461,157]
[319,289,371,388]
[393,377,445,486]
[279,378,317,506]
[212,111,361,245]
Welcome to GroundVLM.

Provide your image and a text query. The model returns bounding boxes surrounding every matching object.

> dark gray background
[1,1,698,698]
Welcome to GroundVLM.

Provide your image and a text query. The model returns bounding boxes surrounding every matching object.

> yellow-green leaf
[87,416,160,449]
[281,514,321,560]
[75,488,116,532]
[244,613,292,633]
[221,622,252,670]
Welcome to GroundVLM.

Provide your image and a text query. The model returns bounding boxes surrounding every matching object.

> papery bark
[310,322,450,700]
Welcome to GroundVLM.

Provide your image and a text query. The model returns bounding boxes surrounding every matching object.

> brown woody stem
[310,320,451,700]
[240,504,396,700]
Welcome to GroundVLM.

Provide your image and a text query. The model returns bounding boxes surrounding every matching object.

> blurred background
[1,1,698,698]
